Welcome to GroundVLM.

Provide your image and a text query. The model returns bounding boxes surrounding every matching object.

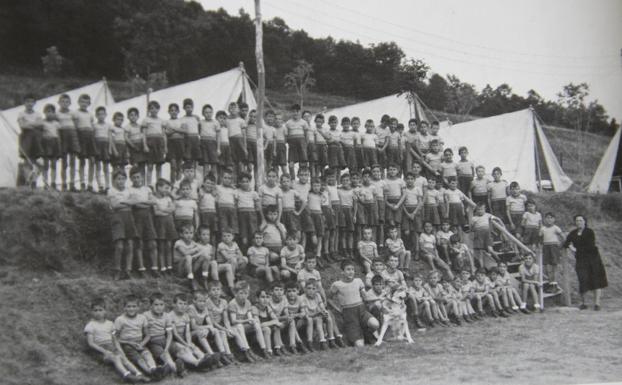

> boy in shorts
[540,212,564,292]
[329,260,379,346]
[57,94,80,191]
[280,232,305,281]
[285,104,309,177]
[85,298,145,383]
[17,93,43,166]
[143,293,181,377]
[217,230,248,279]
[226,102,248,178]
[128,166,157,277]
[247,232,280,283]
[73,94,96,191]
[114,295,168,380]
[108,170,137,280]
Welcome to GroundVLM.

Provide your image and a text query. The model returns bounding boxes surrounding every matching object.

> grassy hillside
[1,188,621,385]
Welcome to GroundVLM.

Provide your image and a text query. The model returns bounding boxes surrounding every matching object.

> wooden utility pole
[254,0,265,188]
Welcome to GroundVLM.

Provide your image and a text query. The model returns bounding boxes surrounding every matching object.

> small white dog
[375,280,414,346]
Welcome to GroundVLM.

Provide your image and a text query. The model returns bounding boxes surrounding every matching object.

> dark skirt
[575,249,608,294]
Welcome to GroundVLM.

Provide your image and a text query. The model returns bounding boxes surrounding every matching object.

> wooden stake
[254,0,265,188]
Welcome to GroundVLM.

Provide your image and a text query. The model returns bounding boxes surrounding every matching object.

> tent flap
[588,127,621,193]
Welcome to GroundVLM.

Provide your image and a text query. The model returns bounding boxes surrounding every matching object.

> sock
[202,271,209,277]
[187,273,194,279]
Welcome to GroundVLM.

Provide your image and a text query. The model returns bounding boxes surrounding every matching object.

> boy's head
[253,231,264,246]
[127,107,139,122]
[168,103,180,117]
[222,231,234,244]
[266,205,279,223]
[412,162,422,175]
[387,164,399,177]
[202,104,213,118]
[227,102,239,116]
[271,282,285,299]
[297,166,310,183]
[362,227,373,240]
[179,179,192,198]
[193,291,207,309]
[497,261,508,274]
[23,94,36,109]
[58,94,71,108]
[385,277,399,290]
[150,293,166,314]
[460,269,472,281]
[43,104,55,119]
[304,255,317,271]
[526,200,537,212]
[123,295,140,316]
[475,165,486,178]
[440,221,450,232]
[388,225,399,239]
[238,172,252,190]
[180,224,194,241]
[221,169,233,186]
[256,289,270,305]
[371,274,384,292]
[449,233,461,245]
[285,232,298,247]
[78,94,91,109]
[340,173,351,187]
[340,260,356,279]
[492,167,502,179]
[458,146,468,158]
[147,100,160,115]
[509,181,520,195]
[523,253,534,265]
[475,268,487,281]
[181,162,196,179]
[430,121,440,134]
[365,119,374,132]
[371,258,385,273]
[386,254,399,270]
[208,281,222,298]
[475,202,486,215]
[91,297,106,319]
[423,221,434,234]
[202,174,216,192]
[198,225,211,244]
[238,102,249,118]
[216,110,227,123]
[544,212,556,225]
[113,112,124,126]
[233,281,250,300]
[266,168,278,185]
[412,274,423,287]
[173,293,188,313]
[341,116,351,128]
[314,113,325,127]
[304,278,318,296]
[183,98,194,114]
[112,169,127,189]
[488,267,499,280]
[155,178,172,195]
[129,166,143,186]
[285,282,299,299]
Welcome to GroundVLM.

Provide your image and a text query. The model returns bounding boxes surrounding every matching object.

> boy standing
[73,94,96,191]
[285,104,309,177]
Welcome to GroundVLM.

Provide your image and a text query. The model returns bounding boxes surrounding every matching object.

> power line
[314,0,620,62]
[269,0,617,72]
[264,0,616,77]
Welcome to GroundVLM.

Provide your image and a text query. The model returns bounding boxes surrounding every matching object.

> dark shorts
[19,129,42,160]
[121,342,152,364]
[154,215,178,240]
[219,144,233,167]
[275,142,287,166]
[472,194,489,212]
[327,143,345,168]
[473,227,493,250]
[343,145,357,170]
[342,303,374,345]
[230,136,247,164]
[491,200,508,224]
[287,137,307,163]
[386,147,401,166]
[94,139,110,161]
[458,176,473,195]
[167,137,185,162]
[201,139,218,165]
[59,128,81,155]
[185,135,201,161]
[238,210,258,240]
[264,142,274,165]
[402,205,422,232]
[111,210,138,241]
[310,211,325,235]
[510,213,524,235]
[315,143,328,166]
[356,201,379,226]
[281,210,301,232]
[542,244,561,265]
[424,204,441,226]
[175,219,194,233]
[111,142,129,166]
[77,129,96,159]
[41,136,61,159]
[362,148,378,168]
[385,198,402,224]
[523,227,539,245]
[378,149,387,168]
[307,142,317,163]
[322,206,336,231]
[147,336,170,360]
[130,147,147,165]
[448,202,466,226]
[146,136,166,164]
[218,206,238,234]
[133,207,157,241]
[200,211,218,233]
[246,140,257,165]
[339,206,355,232]
[299,207,315,233]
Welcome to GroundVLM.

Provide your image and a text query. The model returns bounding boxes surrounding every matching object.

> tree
[283,59,316,109]
[445,74,479,116]
[421,73,448,110]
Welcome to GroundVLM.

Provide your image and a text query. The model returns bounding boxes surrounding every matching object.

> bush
[0,189,113,271]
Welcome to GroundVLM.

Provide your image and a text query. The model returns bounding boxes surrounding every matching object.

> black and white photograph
[0,1,621,384]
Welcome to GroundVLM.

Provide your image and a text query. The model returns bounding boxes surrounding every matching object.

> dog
[374,286,414,346]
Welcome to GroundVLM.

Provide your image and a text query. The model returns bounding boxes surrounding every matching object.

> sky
[198,0,622,121]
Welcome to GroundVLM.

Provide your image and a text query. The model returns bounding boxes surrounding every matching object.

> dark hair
[408,118,418,125]
[371,274,384,285]
[509,181,520,189]
[95,106,106,114]
[443,148,453,155]
[179,179,192,189]
[361,169,372,177]
[183,98,194,107]
[458,146,468,154]
[181,161,194,170]
[290,103,301,111]
[432,120,439,126]
[129,165,142,176]
[127,107,139,116]
[91,297,106,309]
[271,281,284,290]
[123,294,139,305]
[574,214,587,226]
[155,178,171,188]
[238,172,252,182]
[341,117,350,124]
[238,102,249,109]
[112,169,127,180]
[488,267,499,275]
[23,94,36,101]
[215,110,227,119]
[475,268,486,275]
[168,103,179,111]
[449,234,461,243]
[492,167,502,175]
[150,292,165,304]
[266,205,278,214]
[351,116,360,123]
[147,100,160,109]
[285,281,298,291]
[79,94,91,101]
[328,115,338,123]
[315,113,325,122]
[544,212,555,218]
[297,166,310,175]
[340,259,355,270]
[203,173,216,183]
[173,293,187,303]
[302,110,312,116]
[113,112,124,120]
[43,104,55,113]
[265,109,275,117]
[526,200,536,207]
[198,225,211,235]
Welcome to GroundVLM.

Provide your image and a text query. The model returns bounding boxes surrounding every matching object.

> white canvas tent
[324,93,571,192]
[442,108,573,192]
[0,81,114,187]
[323,92,431,126]
[587,126,621,193]
[108,66,256,120]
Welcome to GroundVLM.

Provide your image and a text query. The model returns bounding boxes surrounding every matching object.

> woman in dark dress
[563,215,608,310]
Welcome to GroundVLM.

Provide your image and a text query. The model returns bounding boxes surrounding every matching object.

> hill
[1,189,621,385]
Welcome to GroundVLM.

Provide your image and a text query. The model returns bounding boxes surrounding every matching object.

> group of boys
[58,95,571,381]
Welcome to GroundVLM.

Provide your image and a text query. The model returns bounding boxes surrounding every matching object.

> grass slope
[1,190,621,385]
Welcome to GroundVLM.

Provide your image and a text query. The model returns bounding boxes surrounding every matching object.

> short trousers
[41,136,61,159]
[219,144,233,167]
[246,140,257,165]
[385,198,402,224]
[200,139,218,165]
[247,264,268,278]
[523,227,539,244]
[362,147,378,168]
[111,210,138,241]
[146,136,166,164]
[402,205,422,232]
[218,206,238,234]
[133,207,157,241]
[457,176,473,195]
[378,149,387,168]
[342,145,357,170]
[310,211,325,235]
[176,255,207,277]
[307,142,317,163]
[491,199,508,224]
[59,128,81,155]
[154,215,178,240]
[386,147,401,167]
[184,135,202,161]
[200,211,218,233]
[19,129,42,160]
[129,142,147,164]
[424,204,441,226]
[315,143,328,166]
[542,244,561,265]
[327,143,345,168]
[167,137,185,161]
[339,206,355,231]
[230,136,247,164]
[174,219,194,232]
[264,142,274,165]
[298,207,315,233]
[238,210,258,240]
[111,142,129,166]
[356,201,379,226]
[448,202,466,226]
[342,303,374,345]
[281,210,301,232]
[121,342,152,364]
[77,129,97,158]
[322,205,336,231]
[287,137,307,163]
[473,227,493,250]
[472,194,489,212]
[94,138,110,161]
[147,335,173,359]
[275,142,287,166]
[510,213,524,235]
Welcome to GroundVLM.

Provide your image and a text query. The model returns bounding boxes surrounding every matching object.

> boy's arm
[506,200,513,228]
[184,323,193,346]
[86,332,112,355]
[393,191,406,210]
[139,324,151,348]
[164,327,173,352]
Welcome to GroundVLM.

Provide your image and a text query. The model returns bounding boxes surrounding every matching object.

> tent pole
[415,93,441,123]
[102,77,109,105]
[254,0,265,188]
[239,62,248,104]
[532,109,543,192]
